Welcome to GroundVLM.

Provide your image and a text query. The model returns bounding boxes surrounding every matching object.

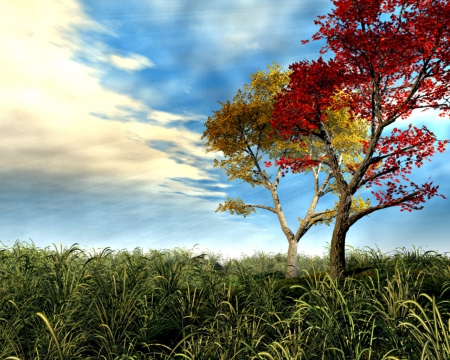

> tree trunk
[329,226,347,280]
[329,196,352,280]
[286,239,299,278]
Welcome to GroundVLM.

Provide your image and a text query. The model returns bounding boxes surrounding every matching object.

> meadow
[0,241,449,359]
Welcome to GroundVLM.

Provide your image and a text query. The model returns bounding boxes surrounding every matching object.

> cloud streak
[108,53,155,71]
[1,0,449,260]
[77,0,331,115]
[0,0,223,200]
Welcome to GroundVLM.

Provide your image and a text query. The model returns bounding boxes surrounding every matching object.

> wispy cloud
[77,0,330,114]
[0,0,222,199]
[2,0,449,259]
[108,53,155,71]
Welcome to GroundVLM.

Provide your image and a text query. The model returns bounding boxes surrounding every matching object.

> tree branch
[346,191,418,228]
[359,166,400,187]
[368,144,416,166]
[310,209,337,219]
[246,204,278,214]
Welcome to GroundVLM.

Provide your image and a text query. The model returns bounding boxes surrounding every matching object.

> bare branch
[249,204,278,214]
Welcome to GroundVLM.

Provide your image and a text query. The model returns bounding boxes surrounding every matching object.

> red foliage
[270,0,450,211]
[265,155,322,177]
[363,125,449,211]
[272,58,355,143]
[312,0,450,121]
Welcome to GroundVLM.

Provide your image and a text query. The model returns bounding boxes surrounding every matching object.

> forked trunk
[286,239,299,278]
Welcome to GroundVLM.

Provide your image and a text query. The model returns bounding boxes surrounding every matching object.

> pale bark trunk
[286,239,299,278]
[263,168,301,278]
[248,148,333,279]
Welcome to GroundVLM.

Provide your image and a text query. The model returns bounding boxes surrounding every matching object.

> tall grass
[0,240,449,359]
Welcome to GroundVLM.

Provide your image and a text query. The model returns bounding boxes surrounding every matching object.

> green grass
[0,241,450,359]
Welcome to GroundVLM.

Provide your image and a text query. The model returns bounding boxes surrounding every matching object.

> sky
[1,0,449,261]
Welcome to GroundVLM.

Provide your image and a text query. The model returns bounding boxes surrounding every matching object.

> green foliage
[1,241,450,359]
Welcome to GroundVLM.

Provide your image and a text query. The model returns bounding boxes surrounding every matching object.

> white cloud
[244,42,262,50]
[108,53,155,71]
[138,0,325,70]
[0,0,222,198]
[63,38,156,73]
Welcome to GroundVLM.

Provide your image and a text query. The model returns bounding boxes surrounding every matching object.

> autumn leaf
[270,0,450,280]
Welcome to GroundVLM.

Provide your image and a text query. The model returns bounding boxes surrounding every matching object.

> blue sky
[1,0,449,260]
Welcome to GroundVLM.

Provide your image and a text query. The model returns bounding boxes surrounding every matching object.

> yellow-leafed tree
[203,63,370,278]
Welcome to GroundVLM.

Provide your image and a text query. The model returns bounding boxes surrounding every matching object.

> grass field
[0,241,449,359]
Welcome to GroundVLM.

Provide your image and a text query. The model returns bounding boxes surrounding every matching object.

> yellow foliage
[305,92,369,171]
[203,63,301,187]
[350,194,372,213]
[203,62,371,219]
[216,197,256,218]
[298,208,337,227]
[326,194,371,220]
[298,194,371,228]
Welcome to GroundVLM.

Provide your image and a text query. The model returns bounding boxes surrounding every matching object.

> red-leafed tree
[270,0,450,280]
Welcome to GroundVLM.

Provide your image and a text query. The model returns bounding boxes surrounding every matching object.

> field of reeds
[0,241,450,359]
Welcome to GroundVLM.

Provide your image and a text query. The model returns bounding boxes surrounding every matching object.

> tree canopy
[203,64,371,277]
[270,0,450,279]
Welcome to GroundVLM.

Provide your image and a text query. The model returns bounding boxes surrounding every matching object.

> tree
[203,64,369,277]
[270,0,450,280]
